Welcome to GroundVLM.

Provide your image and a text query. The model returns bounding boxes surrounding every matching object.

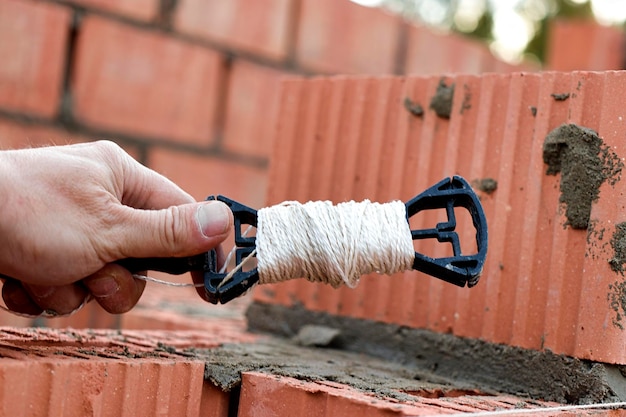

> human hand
[0,141,233,316]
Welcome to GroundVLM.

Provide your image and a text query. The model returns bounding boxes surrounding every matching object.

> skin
[0,140,233,316]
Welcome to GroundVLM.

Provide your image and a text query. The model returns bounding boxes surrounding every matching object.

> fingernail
[89,276,120,298]
[196,202,231,238]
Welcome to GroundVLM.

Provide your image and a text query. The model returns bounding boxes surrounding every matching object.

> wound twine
[256,199,415,288]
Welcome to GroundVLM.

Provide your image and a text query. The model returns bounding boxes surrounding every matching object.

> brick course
[72,16,225,146]
[174,0,293,61]
[0,0,70,118]
[295,0,401,74]
[221,60,288,158]
[147,147,268,206]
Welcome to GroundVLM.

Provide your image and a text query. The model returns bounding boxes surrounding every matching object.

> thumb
[111,200,233,259]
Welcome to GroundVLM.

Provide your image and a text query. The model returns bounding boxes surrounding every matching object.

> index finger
[121,158,196,209]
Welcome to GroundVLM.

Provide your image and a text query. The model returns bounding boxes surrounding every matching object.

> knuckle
[93,139,122,154]
[159,206,188,255]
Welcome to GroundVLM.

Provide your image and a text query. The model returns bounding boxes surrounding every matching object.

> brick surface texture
[258,71,626,364]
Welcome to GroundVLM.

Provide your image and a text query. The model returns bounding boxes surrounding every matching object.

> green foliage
[556,0,593,18]
[524,0,593,61]
[458,10,494,43]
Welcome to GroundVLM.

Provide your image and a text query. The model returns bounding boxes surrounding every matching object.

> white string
[220,225,254,274]
[132,274,203,288]
[416,401,626,417]
[216,249,257,290]
[256,199,415,288]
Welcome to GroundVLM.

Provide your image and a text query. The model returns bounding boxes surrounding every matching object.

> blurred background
[0,0,624,329]
[352,0,626,63]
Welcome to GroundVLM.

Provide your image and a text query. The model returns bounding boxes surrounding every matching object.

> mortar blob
[542,123,622,229]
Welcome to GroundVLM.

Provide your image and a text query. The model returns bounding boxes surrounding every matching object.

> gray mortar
[610,223,626,275]
[609,223,626,330]
[429,79,455,119]
[199,336,482,402]
[473,178,498,195]
[608,279,626,331]
[404,97,424,117]
[246,302,625,405]
[551,93,570,101]
[543,124,623,229]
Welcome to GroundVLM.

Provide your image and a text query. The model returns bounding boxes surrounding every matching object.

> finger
[120,157,196,209]
[2,280,43,316]
[24,283,88,315]
[77,140,195,210]
[109,201,233,260]
[83,263,146,314]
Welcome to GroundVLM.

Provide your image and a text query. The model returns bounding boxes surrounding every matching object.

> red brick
[254,72,626,364]
[174,0,292,61]
[296,0,401,74]
[222,60,287,158]
[405,25,490,75]
[238,372,574,417]
[404,24,537,75]
[238,372,421,417]
[72,16,224,146]
[65,0,159,22]
[0,328,228,417]
[404,24,538,75]
[201,383,230,417]
[546,20,625,71]
[0,0,70,117]
[148,147,268,208]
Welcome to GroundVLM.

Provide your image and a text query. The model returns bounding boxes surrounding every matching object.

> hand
[0,141,233,315]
